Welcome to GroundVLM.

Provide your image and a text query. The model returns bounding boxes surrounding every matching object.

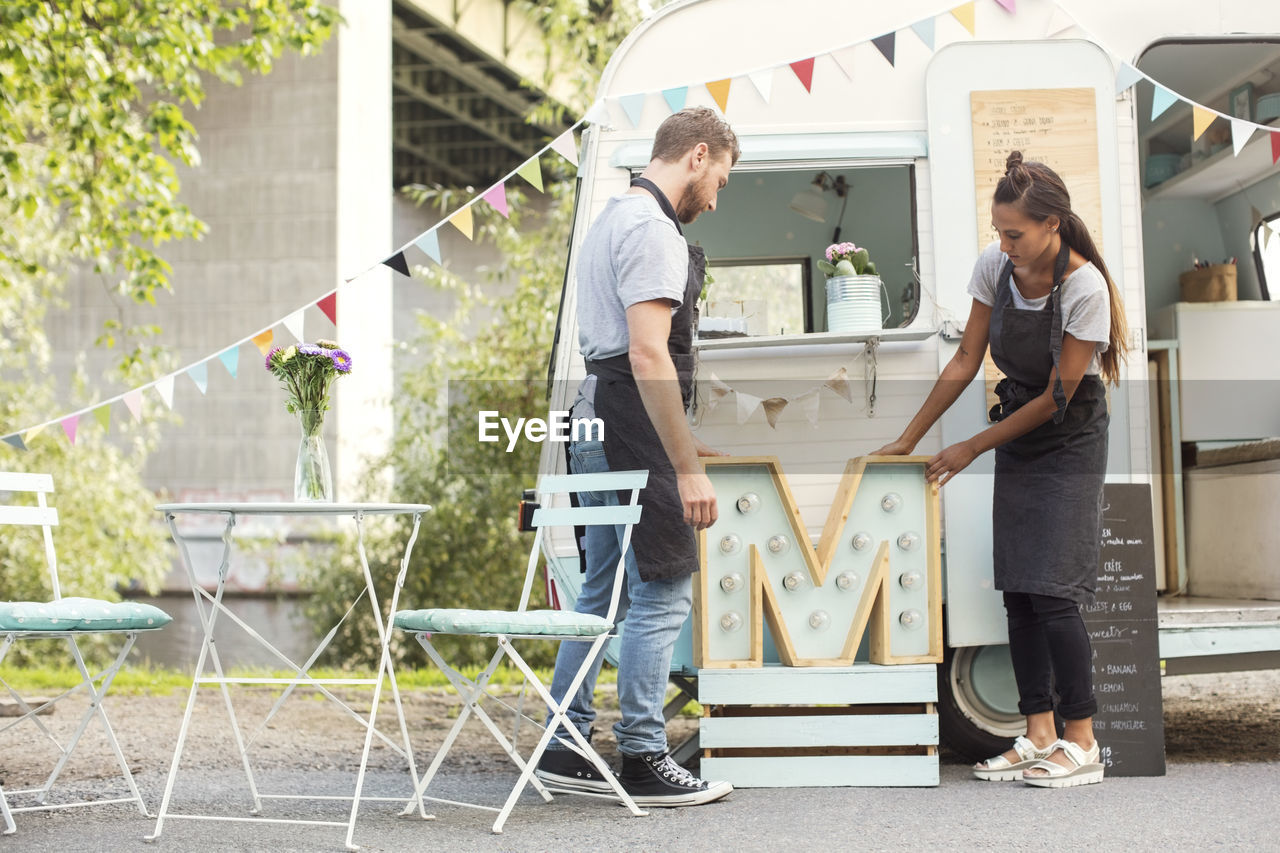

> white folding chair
[391,468,650,834]
[0,471,172,831]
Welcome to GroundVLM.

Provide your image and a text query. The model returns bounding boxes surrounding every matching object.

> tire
[937,643,1025,762]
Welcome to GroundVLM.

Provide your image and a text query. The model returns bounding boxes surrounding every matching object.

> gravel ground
[2,669,1277,849]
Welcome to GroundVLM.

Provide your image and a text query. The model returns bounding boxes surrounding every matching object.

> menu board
[1082,483,1166,777]
[969,87,1104,255]
[971,87,1105,417]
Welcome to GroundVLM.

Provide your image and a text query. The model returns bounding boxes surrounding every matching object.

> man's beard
[677,176,710,224]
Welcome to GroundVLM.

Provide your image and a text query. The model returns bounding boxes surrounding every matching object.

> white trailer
[538,0,1280,759]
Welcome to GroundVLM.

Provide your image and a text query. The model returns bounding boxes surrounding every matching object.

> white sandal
[1023,739,1104,788]
[972,735,1055,781]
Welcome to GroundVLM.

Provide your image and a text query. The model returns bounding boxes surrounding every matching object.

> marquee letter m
[694,456,941,667]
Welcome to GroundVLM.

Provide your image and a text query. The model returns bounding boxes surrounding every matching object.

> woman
[875,151,1127,787]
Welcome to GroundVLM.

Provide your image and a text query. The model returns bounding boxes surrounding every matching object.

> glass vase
[294,410,333,502]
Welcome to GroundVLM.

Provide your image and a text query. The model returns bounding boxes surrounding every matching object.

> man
[535,107,740,806]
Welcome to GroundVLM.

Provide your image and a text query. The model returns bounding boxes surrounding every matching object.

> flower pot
[294,410,333,502]
[825,274,888,333]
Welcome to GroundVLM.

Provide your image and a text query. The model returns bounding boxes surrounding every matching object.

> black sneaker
[618,752,733,807]
[535,748,617,793]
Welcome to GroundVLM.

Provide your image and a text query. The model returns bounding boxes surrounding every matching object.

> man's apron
[584,178,703,582]
[988,242,1109,604]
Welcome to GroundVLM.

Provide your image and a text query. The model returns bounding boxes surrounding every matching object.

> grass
[0,662,618,696]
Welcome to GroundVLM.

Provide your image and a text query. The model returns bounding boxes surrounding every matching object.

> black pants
[1003,591,1098,720]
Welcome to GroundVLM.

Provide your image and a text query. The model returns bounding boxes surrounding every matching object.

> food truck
[535,0,1280,769]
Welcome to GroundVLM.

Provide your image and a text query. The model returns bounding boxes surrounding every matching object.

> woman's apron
[583,178,703,582]
[988,242,1109,604]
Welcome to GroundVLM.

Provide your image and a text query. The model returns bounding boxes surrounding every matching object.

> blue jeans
[544,439,693,757]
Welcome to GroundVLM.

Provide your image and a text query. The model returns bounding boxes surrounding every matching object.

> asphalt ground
[3,760,1277,852]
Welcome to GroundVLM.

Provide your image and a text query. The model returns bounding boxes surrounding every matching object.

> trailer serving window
[682,164,919,338]
[1256,212,1280,301]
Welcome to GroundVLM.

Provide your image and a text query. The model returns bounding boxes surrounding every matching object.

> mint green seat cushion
[0,597,172,632]
[394,608,612,637]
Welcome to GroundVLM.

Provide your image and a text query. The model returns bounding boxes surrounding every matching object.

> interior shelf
[694,326,937,351]
[1143,122,1280,202]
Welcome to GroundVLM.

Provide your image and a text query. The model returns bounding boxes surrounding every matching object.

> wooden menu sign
[969,87,1104,254]
[1082,483,1166,777]
[971,87,1104,416]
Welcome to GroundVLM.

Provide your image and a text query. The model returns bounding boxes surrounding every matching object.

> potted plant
[816,242,886,333]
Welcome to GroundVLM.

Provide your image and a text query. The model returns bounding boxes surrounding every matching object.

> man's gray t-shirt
[572,192,688,418]
[967,240,1110,375]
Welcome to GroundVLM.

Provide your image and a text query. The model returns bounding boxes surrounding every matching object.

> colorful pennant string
[8,0,1280,452]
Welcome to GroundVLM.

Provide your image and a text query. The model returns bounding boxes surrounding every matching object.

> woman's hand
[871,437,916,457]
[926,440,978,486]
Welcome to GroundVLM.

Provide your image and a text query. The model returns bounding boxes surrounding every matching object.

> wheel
[937,643,1024,762]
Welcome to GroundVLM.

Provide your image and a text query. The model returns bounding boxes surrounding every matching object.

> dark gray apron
[988,243,1109,604]
[584,178,703,582]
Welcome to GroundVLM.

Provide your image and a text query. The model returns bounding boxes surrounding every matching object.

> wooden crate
[698,664,939,787]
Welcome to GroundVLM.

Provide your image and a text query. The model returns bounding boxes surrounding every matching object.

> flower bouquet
[816,241,877,278]
[265,340,352,501]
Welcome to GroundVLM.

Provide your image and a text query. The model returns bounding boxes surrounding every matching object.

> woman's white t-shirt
[966,240,1111,376]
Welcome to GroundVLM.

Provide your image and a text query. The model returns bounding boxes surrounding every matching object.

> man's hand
[678,471,719,529]
[693,435,728,457]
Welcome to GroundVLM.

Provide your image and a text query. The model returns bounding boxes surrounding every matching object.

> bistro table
[145,502,431,851]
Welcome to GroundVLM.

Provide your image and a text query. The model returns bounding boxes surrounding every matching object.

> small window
[1256,213,1280,301]
[700,259,810,337]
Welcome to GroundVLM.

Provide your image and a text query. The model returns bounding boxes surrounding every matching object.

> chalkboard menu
[1082,483,1166,777]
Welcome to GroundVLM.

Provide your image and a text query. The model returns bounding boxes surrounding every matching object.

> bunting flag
[1272,131,1280,165]
[93,404,111,432]
[123,390,143,421]
[800,390,821,427]
[1252,206,1266,230]
[706,78,732,113]
[448,207,474,241]
[482,183,510,218]
[283,308,305,341]
[705,374,734,412]
[583,101,610,127]
[747,68,775,102]
[993,0,1016,13]
[825,367,853,403]
[1191,105,1215,141]
[910,17,936,51]
[1,434,26,452]
[155,376,175,410]
[1114,62,1143,96]
[413,230,441,265]
[383,250,412,275]
[550,129,579,167]
[516,157,544,193]
[1231,119,1255,157]
[218,345,240,378]
[951,2,976,36]
[872,32,896,67]
[317,292,338,326]
[789,58,815,93]
[61,415,78,444]
[619,92,646,127]
[736,391,761,425]
[24,425,44,445]
[662,86,688,113]
[762,397,789,428]
[251,330,274,357]
[830,46,856,81]
[1151,85,1178,121]
[1044,5,1075,37]
[188,361,209,395]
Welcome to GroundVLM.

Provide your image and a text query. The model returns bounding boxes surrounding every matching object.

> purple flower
[297,344,323,356]
[329,350,352,373]
[265,346,281,370]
